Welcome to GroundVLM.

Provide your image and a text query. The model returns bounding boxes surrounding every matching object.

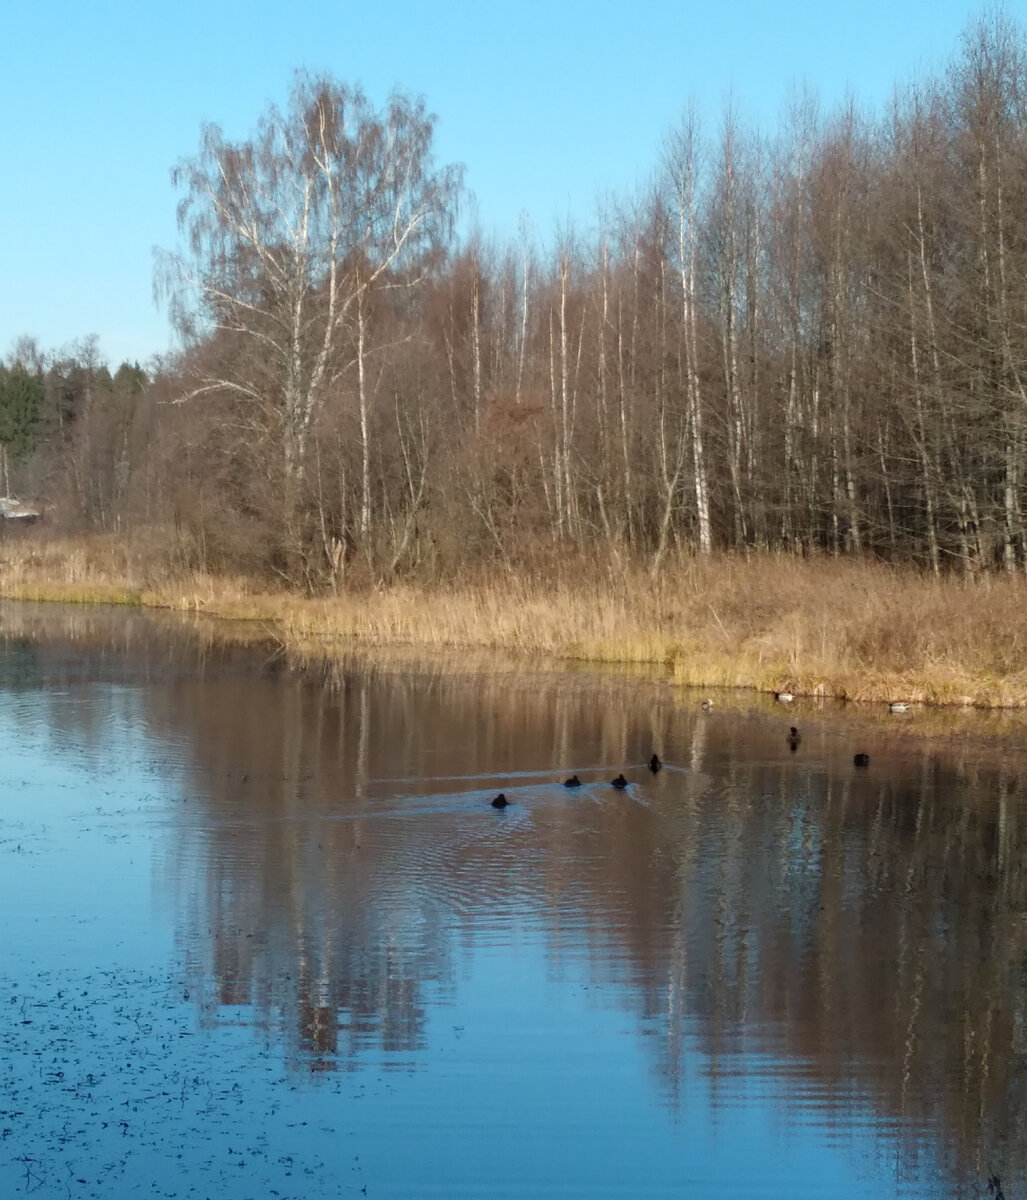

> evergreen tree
[0,363,43,492]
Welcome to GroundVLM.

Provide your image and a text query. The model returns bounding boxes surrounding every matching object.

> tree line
[5,12,1027,586]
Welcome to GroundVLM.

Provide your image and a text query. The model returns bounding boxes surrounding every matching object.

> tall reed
[0,533,1023,707]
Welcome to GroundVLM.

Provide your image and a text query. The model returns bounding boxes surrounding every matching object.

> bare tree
[159,72,462,575]
[665,107,713,553]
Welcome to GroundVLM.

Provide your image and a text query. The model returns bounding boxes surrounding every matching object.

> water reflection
[1,602,1026,1198]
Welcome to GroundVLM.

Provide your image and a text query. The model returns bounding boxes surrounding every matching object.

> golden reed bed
[1,532,1024,708]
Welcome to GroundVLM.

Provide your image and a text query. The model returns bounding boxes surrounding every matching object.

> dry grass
[1,532,1025,707]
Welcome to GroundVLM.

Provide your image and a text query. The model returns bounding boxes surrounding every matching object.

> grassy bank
[0,532,1025,707]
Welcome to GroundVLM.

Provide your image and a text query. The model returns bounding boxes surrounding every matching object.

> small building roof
[0,497,40,520]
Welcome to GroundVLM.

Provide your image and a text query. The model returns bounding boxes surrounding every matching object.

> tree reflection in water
[2,602,1026,1197]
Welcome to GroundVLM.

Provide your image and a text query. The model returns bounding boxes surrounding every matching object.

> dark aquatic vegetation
[491,793,510,808]
[648,753,662,772]
[854,752,870,767]
[564,774,582,788]
[787,726,801,750]
[611,774,628,789]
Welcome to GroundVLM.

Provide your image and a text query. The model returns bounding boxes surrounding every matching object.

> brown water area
[1,601,1025,1199]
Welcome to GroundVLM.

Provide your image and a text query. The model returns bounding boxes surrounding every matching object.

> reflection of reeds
[3,533,1027,706]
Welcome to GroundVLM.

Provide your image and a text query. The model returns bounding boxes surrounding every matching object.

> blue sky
[0,0,1013,368]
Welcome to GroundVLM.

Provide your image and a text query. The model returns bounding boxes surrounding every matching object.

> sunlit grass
[1,531,1025,707]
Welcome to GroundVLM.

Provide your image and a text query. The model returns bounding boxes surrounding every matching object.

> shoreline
[1,535,1025,709]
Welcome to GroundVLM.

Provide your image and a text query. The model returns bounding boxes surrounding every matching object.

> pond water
[1,602,1025,1199]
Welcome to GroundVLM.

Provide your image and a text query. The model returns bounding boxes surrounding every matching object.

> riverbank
[1,532,1025,707]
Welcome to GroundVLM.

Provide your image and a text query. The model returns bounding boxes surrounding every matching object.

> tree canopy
[15,17,1027,585]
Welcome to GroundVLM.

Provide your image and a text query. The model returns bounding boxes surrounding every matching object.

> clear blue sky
[0,0,1012,369]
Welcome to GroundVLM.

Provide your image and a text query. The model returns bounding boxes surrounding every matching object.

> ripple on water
[1,624,1022,1200]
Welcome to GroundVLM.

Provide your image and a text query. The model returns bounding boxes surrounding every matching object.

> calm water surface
[1,603,1025,1199]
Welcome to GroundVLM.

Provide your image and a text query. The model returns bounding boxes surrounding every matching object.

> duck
[786,726,801,750]
[564,775,582,788]
[491,793,510,808]
[648,753,662,773]
[853,753,870,768]
[701,698,713,712]
[611,774,629,789]
[774,691,794,704]
[888,701,909,713]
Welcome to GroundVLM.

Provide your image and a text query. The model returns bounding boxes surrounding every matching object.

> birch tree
[161,73,462,572]
[665,109,712,553]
